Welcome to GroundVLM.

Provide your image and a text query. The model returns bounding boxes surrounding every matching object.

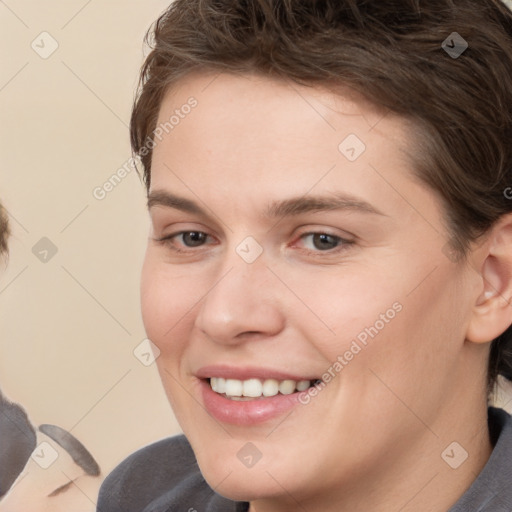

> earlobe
[466,214,512,344]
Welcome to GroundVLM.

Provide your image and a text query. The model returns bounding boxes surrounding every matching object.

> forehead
[149,71,439,225]
[154,71,404,162]
[156,70,392,143]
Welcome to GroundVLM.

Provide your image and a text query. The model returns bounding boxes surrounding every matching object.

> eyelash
[154,230,354,256]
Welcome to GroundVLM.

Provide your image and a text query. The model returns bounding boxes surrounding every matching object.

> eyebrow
[147,190,386,219]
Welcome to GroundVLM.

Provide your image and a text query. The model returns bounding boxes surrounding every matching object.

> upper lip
[196,365,319,382]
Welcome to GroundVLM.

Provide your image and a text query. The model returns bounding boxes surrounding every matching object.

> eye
[155,230,354,256]
[295,232,353,254]
[155,231,213,252]
[176,231,209,248]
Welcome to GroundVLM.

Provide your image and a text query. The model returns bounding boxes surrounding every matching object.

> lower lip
[199,379,304,426]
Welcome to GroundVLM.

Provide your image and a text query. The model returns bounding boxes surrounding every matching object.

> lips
[195,365,322,425]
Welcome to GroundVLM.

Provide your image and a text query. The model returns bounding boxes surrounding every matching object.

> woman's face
[141,72,485,504]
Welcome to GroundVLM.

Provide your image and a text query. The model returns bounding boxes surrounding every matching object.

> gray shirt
[97,407,512,512]
[0,391,36,498]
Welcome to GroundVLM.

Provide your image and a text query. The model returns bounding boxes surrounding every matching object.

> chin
[202,467,286,502]
[193,445,291,501]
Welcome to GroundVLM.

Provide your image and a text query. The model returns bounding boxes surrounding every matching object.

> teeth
[278,380,296,395]
[216,377,226,393]
[225,379,243,397]
[243,378,263,397]
[209,377,314,398]
[296,380,311,392]
[262,378,279,397]
[210,377,226,393]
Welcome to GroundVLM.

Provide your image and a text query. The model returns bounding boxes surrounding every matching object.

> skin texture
[141,71,512,511]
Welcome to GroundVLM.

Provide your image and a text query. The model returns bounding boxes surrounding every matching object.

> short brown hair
[130,0,512,389]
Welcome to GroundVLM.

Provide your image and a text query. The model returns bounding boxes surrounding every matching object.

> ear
[466,213,512,343]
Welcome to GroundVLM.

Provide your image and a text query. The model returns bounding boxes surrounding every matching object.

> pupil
[314,234,337,250]
[184,232,205,247]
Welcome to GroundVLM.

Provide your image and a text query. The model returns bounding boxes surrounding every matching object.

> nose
[194,255,286,346]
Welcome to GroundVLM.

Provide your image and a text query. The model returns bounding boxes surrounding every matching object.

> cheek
[279,264,405,359]
[343,265,468,415]
[140,258,195,419]
[140,255,195,352]
[299,259,462,392]
[140,258,164,343]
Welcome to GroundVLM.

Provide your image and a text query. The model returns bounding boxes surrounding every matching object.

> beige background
[0,0,182,493]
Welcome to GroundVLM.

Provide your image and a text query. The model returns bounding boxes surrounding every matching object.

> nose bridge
[194,246,285,344]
